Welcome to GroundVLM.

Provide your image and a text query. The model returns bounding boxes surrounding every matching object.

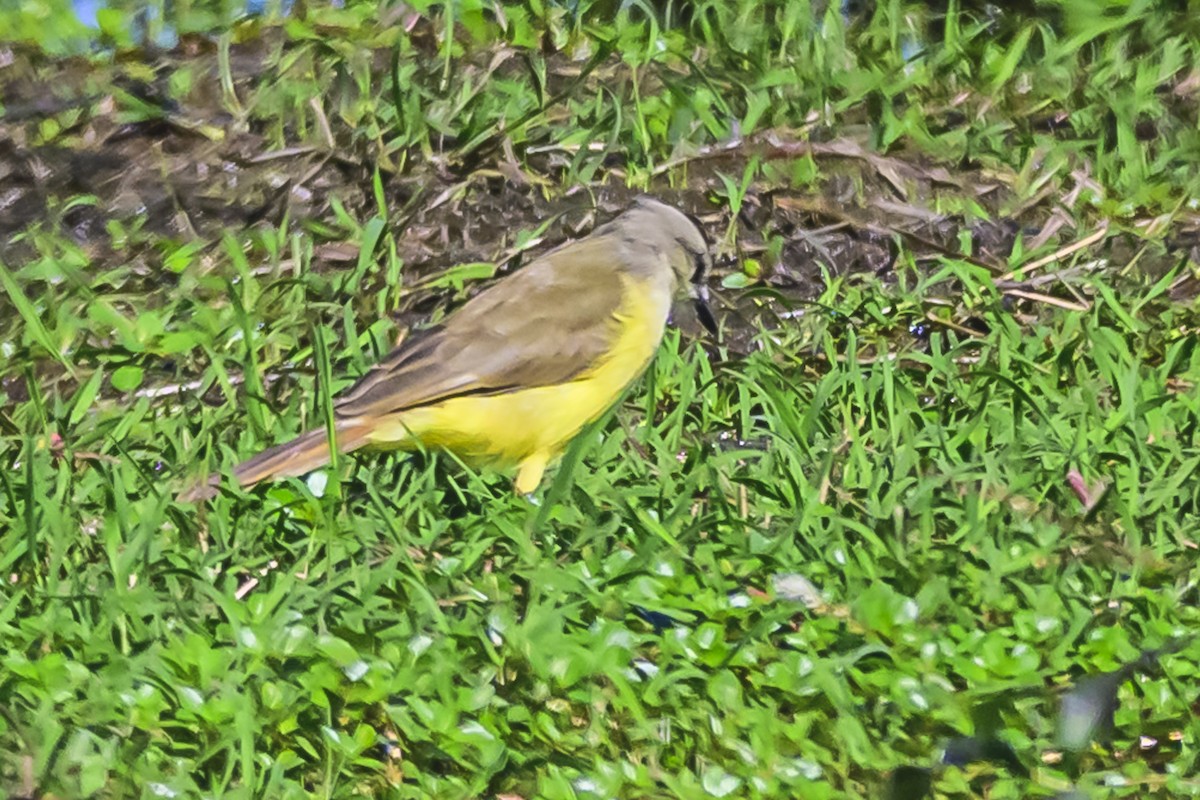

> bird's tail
[178,420,373,502]
[233,420,374,487]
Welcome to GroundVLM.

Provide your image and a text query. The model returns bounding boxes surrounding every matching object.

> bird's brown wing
[333,236,628,420]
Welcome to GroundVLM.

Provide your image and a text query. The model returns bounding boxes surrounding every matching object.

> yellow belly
[364,277,669,490]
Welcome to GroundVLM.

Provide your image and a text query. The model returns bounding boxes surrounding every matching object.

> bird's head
[620,196,716,334]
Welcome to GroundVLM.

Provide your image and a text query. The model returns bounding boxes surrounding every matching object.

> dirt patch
[1,34,1188,383]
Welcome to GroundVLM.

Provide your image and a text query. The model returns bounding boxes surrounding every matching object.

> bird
[179,196,714,502]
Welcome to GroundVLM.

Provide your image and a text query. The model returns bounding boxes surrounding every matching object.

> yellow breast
[366,274,670,488]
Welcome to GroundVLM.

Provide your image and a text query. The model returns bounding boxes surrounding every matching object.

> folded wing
[333,236,628,421]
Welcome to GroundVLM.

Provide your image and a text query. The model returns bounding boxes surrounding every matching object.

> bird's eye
[690,253,709,284]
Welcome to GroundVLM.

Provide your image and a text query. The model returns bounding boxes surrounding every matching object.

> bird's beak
[691,283,718,335]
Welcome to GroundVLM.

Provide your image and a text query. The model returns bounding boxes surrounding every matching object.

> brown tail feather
[233,421,373,488]
[177,421,373,502]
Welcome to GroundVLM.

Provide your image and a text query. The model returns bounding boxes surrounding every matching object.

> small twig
[73,450,121,466]
[309,97,336,150]
[999,223,1110,282]
[653,132,965,191]
[295,152,335,194]
[134,373,246,399]
[425,179,472,213]
[994,262,1101,291]
[1000,287,1091,311]
[776,194,1003,272]
[248,146,320,163]
[789,222,842,269]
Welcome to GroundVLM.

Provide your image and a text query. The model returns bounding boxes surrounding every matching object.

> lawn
[1,0,1199,797]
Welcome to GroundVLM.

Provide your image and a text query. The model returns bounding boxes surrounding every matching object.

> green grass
[3,0,1200,797]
